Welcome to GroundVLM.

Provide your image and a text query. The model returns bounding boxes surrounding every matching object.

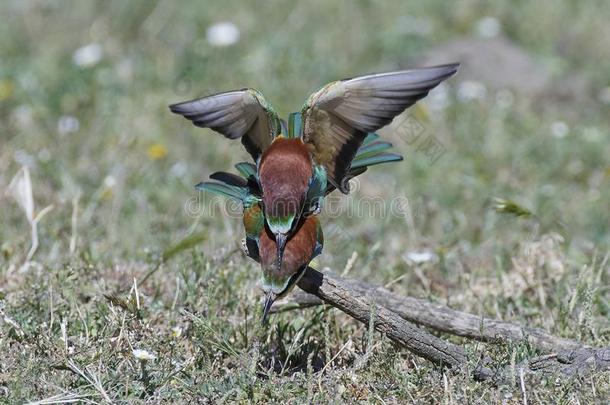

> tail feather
[210,171,248,187]
[195,181,249,202]
[353,140,394,161]
[361,132,380,146]
[322,134,402,194]
[348,167,368,178]
[235,162,257,179]
[350,152,403,170]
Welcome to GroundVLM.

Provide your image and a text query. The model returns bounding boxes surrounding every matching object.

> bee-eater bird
[198,170,322,323]
[171,63,459,272]
[196,132,402,320]
[196,163,322,323]
[258,214,323,323]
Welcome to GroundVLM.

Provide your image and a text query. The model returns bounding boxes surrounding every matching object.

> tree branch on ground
[295,267,610,382]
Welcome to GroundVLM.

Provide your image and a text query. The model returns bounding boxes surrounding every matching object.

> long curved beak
[261,292,276,324]
[275,232,287,270]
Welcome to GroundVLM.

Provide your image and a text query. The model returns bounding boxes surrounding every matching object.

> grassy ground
[1,0,610,403]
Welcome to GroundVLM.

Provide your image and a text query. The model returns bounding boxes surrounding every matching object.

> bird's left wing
[170,89,281,161]
[301,63,459,192]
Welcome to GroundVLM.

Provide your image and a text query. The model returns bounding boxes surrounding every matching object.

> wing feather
[302,63,459,192]
[170,89,280,160]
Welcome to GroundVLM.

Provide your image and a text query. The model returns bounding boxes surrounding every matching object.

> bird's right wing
[301,63,459,192]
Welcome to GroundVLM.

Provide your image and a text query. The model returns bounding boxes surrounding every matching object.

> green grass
[1,0,610,402]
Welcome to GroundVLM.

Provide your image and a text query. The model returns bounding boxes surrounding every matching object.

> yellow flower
[147,143,168,160]
[0,79,14,101]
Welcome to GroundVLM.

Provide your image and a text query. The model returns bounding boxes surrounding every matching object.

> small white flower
[57,115,80,135]
[457,80,487,102]
[72,43,103,67]
[169,161,188,178]
[550,121,569,138]
[133,349,156,361]
[14,149,36,168]
[171,326,183,338]
[405,250,437,264]
[475,16,501,38]
[103,175,116,188]
[206,22,240,47]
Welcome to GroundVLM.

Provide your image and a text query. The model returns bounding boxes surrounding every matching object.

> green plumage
[361,132,380,146]
[287,112,303,139]
[195,182,249,202]
[351,140,394,160]
[234,162,257,179]
[350,152,403,170]
[305,164,328,213]
[195,178,263,260]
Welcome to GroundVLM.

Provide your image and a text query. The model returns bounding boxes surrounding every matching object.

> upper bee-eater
[171,63,459,273]
[197,132,402,320]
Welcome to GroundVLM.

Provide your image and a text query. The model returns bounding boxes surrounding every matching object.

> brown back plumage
[258,137,313,218]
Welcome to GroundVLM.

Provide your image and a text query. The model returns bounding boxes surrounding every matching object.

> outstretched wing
[301,63,459,192]
[169,89,281,160]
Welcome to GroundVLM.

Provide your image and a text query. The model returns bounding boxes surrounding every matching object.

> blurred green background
[1,0,610,402]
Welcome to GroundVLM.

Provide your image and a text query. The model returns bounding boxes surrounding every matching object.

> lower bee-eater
[259,214,323,323]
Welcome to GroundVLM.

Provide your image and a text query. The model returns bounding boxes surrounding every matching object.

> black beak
[275,232,287,270]
[261,292,276,325]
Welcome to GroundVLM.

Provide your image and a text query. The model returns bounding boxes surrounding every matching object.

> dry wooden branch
[297,267,468,371]
[474,347,610,383]
[288,269,583,352]
[295,267,610,382]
